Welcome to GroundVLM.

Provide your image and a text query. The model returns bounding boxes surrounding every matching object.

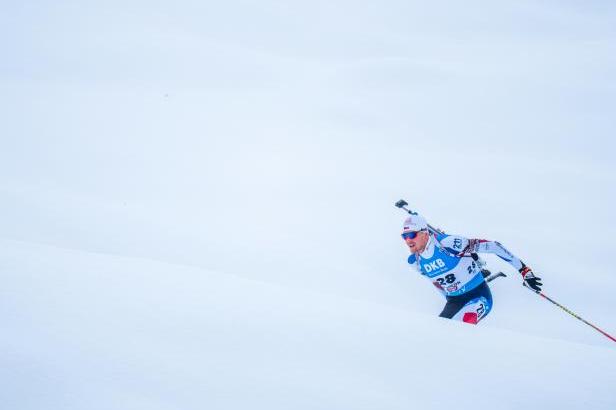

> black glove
[520,266,542,291]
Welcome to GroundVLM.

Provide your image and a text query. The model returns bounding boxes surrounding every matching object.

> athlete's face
[402,230,429,254]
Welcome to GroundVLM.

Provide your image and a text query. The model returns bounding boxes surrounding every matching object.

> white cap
[402,214,428,232]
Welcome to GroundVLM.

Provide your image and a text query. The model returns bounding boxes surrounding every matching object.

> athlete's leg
[451,296,493,324]
[438,299,465,319]
[441,282,494,324]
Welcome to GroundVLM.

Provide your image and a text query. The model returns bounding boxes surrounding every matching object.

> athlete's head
[401,214,430,254]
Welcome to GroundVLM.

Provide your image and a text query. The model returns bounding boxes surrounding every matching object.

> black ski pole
[523,283,616,343]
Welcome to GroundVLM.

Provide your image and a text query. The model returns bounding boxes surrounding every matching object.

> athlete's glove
[520,266,542,291]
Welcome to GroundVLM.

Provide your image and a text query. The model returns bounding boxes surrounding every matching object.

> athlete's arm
[440,235,525,270]
[443,235,543,290]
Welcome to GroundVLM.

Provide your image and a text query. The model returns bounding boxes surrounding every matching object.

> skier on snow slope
[402,214,543,324]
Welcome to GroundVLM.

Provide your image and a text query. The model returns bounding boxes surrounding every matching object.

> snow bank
[1,239,614,410]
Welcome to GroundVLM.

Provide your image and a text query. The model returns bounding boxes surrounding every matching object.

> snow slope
[2,1,616,409]
[1,239,615,410]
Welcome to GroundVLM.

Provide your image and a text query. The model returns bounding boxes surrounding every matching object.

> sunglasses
[401,230,424,240]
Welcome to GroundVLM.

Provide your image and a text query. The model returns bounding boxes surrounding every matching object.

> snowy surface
[2,239,615,410]
[2,1,616,409]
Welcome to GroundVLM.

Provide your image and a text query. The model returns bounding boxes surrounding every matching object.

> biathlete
[401,214,542,324]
